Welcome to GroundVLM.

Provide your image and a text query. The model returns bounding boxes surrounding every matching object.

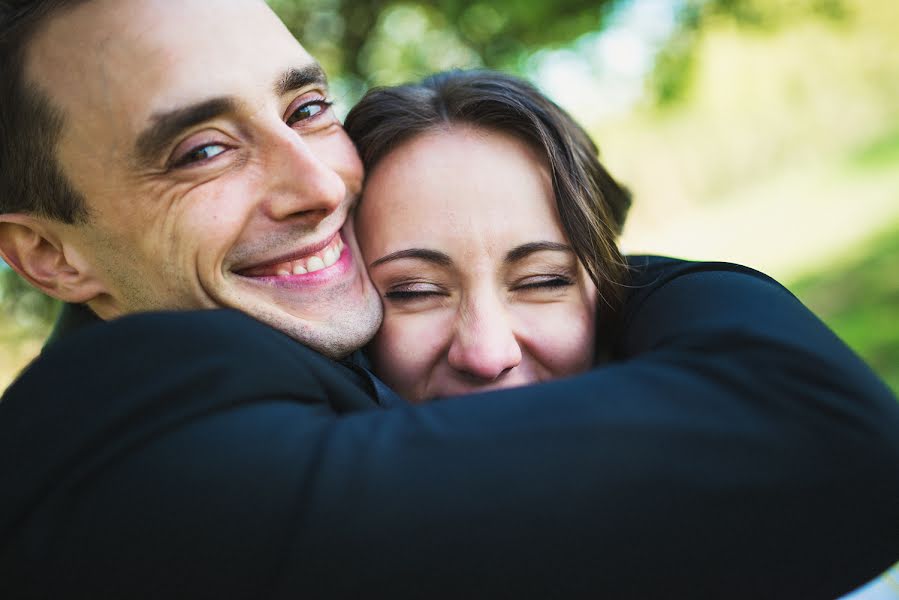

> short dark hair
[344,69,632,307]
[1,0,90,223]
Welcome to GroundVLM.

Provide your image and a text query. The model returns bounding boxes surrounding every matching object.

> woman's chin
[423,378,536,402]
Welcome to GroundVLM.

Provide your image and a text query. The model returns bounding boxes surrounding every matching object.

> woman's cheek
[370,310,452,399]
[553,303,597,375]
[516,301,596,378]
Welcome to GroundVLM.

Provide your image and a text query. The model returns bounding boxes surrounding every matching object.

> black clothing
[2,257,898,599]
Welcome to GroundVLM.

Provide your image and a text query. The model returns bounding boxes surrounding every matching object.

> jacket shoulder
[0,309,372,542]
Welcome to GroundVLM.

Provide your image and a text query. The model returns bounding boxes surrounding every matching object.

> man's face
[26,0,381,356]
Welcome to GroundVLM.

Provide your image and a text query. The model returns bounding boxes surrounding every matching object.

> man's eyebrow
[369,248,453,269]
[134,97,237,167]
[505,241,573,263]
[275,63,328,96]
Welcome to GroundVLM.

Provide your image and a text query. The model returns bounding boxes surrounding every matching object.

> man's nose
[447,295,522,382]
[263,127,346,221]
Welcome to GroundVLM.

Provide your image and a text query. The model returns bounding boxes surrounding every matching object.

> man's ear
[0,214,106,304]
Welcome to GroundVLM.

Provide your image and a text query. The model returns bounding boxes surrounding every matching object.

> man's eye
[172,143,227,168]
[286,99,333,127]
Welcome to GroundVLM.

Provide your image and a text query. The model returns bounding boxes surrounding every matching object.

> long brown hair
[344,69,631,307]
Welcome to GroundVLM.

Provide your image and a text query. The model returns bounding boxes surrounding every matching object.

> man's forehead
[26,0,314,128]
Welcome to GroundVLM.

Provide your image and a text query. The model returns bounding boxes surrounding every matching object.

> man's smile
[233,231,356,287]
[238,233,345,277]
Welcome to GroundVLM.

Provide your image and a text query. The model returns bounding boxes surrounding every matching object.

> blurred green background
[2,0,898,396]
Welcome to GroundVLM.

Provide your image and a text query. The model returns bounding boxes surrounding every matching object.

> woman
[345,70,631,402]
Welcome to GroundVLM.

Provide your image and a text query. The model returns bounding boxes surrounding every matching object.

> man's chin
[231,292,382,359]
[219,242,382,356]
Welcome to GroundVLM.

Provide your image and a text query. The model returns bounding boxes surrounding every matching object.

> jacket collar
[44,303,101,348]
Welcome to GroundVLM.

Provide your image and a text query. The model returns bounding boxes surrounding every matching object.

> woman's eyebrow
[369,248,453,269]
[505,241,573,263]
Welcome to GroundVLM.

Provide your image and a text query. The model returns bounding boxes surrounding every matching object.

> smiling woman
[345,70,632,402]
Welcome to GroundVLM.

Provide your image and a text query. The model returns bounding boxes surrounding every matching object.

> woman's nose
[447,297,522,382]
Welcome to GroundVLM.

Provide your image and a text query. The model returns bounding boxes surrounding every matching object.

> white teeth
[322,247,338,267]
[306,256,326,273]
[271,236,343,276]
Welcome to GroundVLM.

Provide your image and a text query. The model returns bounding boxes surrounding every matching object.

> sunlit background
[3,0,898,399]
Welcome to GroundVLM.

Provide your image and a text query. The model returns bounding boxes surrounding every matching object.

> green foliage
[648,0,851,107]
[648,28,697,107]
[267,0,616,93]
[702,0,849,28]
[790,227,899,395]
[0,268,60,335]
[851,127,899,169]
[0,267,58,389]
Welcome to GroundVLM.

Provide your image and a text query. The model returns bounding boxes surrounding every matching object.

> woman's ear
[0,214,105,304]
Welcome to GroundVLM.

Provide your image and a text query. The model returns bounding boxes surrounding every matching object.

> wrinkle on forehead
[26,0,307,138]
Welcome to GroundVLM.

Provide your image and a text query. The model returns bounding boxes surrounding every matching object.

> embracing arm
[2,262,897,599]
[287,261,899,598]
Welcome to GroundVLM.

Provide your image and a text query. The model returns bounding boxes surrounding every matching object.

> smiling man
[1,0,380,357]
[1,1,899,598]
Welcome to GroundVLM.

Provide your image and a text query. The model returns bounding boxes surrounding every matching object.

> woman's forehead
[366,127,555,213]
[359,127,567,260]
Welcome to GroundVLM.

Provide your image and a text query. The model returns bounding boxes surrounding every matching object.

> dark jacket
[2,257,898,599]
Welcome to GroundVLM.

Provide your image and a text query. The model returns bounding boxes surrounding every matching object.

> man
[0,0,381,357]
[0,0,897,598]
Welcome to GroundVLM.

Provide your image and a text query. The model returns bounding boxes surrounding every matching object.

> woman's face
[356,126,598,402]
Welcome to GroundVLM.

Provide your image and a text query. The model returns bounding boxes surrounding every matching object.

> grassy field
[790,225,899,395]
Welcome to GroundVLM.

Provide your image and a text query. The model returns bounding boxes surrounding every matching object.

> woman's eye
[287,99,333,127]
[384,282,447,302]
[515,276,573,291]
[172,143,227,168]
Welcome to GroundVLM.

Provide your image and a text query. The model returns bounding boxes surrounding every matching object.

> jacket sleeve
[277,263,899,599]
[2,265,898,599]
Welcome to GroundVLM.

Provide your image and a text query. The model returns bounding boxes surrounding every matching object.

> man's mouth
[238,235,346,277]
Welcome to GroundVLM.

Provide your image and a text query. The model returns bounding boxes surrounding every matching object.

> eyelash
[168,97,334,169]
[384,283,447,301]
[384,276,573,302]
[170,143,227,169]
[286,98,334,127]
[385,290,444,300]
[515,276,573,291]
